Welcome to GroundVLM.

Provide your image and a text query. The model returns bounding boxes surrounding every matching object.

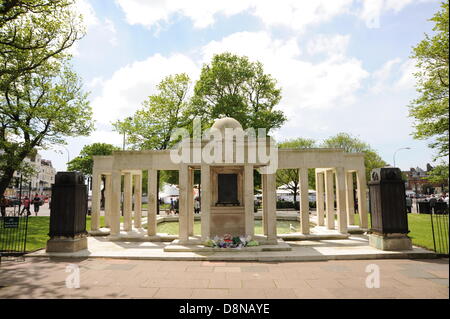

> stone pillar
[188,168,194,236]
[90,172,101,231]
[147,169,157,236]
[200,165,211,241]
[356,168,368,229]
[110,170,121,236]
[123,172,133,231]
[345,171,355,226]
[315,171,325,226]
[265,173,277,242]
[178,165,189,242]
[299,168,310,234]
[262,173,268,236]
[335,167,348,234]
[104,174,112,228]
[244,165,255,237]
[325,170,335,230]
[134,173,142,229]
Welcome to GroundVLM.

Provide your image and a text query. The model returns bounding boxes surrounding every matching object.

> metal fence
[0,212,29,262]
[430,205,449,255]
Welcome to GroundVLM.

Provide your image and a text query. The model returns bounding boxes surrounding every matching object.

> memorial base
[369,233,412,251]
[46,234,88,253]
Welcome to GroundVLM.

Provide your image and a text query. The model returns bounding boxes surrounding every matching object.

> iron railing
[430,205,449,255]
[0,211,29,262]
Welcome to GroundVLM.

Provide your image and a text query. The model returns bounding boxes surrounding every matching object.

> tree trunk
[0,166,16,196]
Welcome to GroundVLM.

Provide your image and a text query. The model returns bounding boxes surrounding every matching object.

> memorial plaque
[217,173,239,205]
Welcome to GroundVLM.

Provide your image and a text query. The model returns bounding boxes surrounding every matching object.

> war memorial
[42,117,422,259]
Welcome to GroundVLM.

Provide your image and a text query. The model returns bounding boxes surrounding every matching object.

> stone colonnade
[90,165,368,240]
[314,167,368,234]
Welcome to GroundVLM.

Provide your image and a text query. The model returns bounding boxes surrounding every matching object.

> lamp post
[122,117,132,151]
[393,147,411,168]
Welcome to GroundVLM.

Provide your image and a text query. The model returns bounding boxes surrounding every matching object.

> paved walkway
[0,257,447,299]
[29,235,435,261]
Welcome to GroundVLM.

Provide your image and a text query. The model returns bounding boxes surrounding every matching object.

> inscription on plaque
[217,174,239,205]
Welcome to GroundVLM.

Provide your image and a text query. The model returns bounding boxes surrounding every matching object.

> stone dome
[211,117,243,132]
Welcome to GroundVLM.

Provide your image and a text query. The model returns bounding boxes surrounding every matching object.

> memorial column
[325,169,335,230]
[299,168,310,234]
[147,169,157,236]
[123,172,133,231]
[315,171,325,226]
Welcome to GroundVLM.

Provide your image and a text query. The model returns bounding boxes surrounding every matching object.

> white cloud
[357,0,435,28]
[370,58,418,93]
[307,34,350,57]
[200,31,368,122]
[371,58,402,93]
[116,0,428,31]
[115,0,353,31]
[74,0,99,27]
[396,59,419,90]
[91,53,199,125]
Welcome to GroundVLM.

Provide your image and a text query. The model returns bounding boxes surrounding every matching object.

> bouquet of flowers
[203,235,259,248]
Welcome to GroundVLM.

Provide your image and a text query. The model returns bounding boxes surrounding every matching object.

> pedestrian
[170,198,174,215]
[405,195,412,214]
[0,195,8,217]
[32,193,41,216]
[194,197,200,214]
[21,196,31,216]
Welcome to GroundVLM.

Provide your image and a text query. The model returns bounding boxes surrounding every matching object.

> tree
[68,143,120,175]
[113,73,193,151]
[0,0,83,89]
[409,1,449,160]
[68,143,120,207]
[426,163,449,191]
[192,52,286,132]
[0,64,94,196]
[114,73,194,209]
[276,138,317,202]
[321,133,387,181]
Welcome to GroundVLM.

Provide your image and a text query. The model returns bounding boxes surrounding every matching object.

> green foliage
[409,1,449,159]
[114,73,193,150]
[0,64,93,195]
[192,52,286,132]
[426,163,449,185]
[0,0,84,90]
[322,133,387,181]
[276,138,317,201]
[68,143,120,176]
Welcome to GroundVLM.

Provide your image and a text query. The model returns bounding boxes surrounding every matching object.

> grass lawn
[353,213,439,251]
[0,213,440,252]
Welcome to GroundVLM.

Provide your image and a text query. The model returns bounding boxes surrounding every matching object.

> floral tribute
[203,234,259,248]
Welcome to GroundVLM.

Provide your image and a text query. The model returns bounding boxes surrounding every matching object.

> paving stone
[208,279,242,289]
[120,287,158,298]
[153,287,193,299]
[427,278,449,287]
[191,288,229,299]
[240,266,269,272]
[104,263,137,271]
[214,266,241,273]
[263,288,297,299]
[242,279,276,288]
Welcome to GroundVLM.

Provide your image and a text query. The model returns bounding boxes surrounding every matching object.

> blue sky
[41,0,444,172]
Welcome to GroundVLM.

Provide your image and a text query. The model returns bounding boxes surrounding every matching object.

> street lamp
[122,117,132,150]
[393,147,411,168]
